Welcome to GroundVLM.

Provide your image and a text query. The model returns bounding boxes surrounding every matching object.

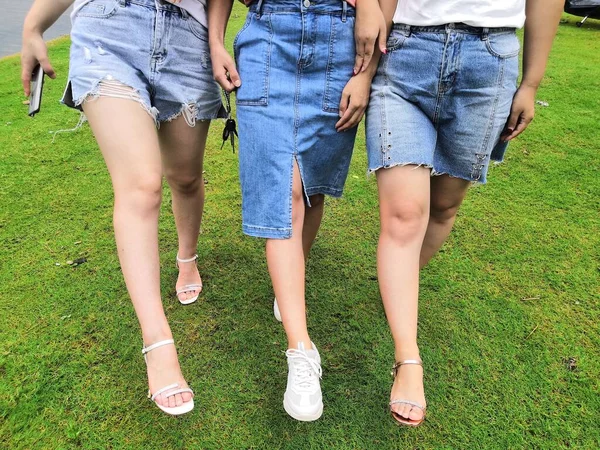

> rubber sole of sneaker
[283,396,323,422]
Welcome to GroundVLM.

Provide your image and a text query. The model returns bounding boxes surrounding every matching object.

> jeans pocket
[323,16,355,114]
[187,17,208,42]
[75,0,121,19]
[386,29,409,53]
[484,32,520,59]
[234,13,272,106]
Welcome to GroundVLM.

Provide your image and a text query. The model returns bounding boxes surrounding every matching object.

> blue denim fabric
[62,0,224,123]
[235,0,357,239]
[366,23,520,183]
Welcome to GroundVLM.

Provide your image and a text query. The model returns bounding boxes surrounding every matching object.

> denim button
[303,0,311,7]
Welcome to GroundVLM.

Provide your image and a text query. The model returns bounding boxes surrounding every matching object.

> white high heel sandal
[142,339,195,416]
[175,254,203,305]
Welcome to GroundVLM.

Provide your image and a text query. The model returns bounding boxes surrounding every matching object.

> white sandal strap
[176,254,198,264]
[389,399,426,411]
[176,284,203,295]
[142,339,175,355]
[150,383,179,401]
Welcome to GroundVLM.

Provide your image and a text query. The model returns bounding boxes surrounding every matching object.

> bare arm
[208,0,240,92]
[21,0,74,95]
[502,0,563,141]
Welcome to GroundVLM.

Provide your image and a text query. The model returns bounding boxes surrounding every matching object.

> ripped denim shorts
[62,0,225,125]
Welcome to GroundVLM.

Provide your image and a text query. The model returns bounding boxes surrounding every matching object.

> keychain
[221,89,238,152]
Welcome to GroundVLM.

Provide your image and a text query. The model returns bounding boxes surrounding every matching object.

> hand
[354,0,387,74]
[336,72,372,132]
[210,44,241,92]
[501,85,537,141]
[21,31,56,97]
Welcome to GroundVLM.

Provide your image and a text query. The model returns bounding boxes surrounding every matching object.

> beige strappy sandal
[142,339,194,416]
[175,254,203,305]
[389,359,426,427]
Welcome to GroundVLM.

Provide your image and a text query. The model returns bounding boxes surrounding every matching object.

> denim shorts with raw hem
[62,0,225,125]
[366,23,519,183]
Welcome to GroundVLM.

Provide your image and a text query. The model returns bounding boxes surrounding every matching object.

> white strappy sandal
[175,254,203,305]
[389,359,427,427]
[142,339,195,416]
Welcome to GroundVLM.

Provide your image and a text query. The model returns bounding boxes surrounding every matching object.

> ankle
[287,338,313,351]
[142,326,173,347]
[394,344,421,362]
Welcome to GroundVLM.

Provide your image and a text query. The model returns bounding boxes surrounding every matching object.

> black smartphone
[28,65,45,117]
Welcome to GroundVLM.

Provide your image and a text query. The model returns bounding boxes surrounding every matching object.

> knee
[114,176,162,216]
[430,197,461,224]
[381,201,429,245]
[164,170,202,196]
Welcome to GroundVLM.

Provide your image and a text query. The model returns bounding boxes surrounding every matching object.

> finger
[501,109,521,140]
[215,72,235,92]
[22,71,32,97]
[338,105,365,131]
[361,39,375,72]
[336,102,359,130]
[225,64,242,88]
[505,115,533,141]
[338,90,351,118]
[39,57,56,79]
[378,24,388,54]
[353,52,364,76]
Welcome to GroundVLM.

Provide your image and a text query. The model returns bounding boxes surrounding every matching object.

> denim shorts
[62,0,225,124]
[235,0,357,239]
[366,23,520,183]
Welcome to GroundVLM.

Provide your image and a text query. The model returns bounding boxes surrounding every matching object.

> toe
[155,394,166,407]
[408,405,424,421]
[182,391,193,403]
[174,393,183,407]
[168,394,176,409]
[400,403,412,419]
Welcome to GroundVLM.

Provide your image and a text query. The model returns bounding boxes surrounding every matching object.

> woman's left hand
[336,72,372,132]
[354,0,387,74]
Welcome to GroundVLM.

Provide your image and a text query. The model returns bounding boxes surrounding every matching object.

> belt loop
[256,0,264,18]
[481,27,489,40]
[342,1,348,22]
[119,0,126,6]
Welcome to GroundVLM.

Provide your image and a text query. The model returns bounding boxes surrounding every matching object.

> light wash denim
[62,0,224,124]
[366,23,520,183]
[235,0,357,239]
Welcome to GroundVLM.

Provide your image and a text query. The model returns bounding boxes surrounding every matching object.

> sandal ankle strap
[176,254,198,264]
[391,359,422,378]
[142,339,175,355]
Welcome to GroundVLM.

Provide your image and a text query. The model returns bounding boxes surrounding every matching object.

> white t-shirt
[72,0,207,27]
[393,0,526,28]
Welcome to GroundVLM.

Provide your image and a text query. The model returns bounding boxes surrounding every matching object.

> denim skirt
[366,23,520,183]
[235,0,357,239]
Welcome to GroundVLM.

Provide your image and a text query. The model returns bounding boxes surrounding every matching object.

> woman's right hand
[21,31,56,97]
[210,44,241,92]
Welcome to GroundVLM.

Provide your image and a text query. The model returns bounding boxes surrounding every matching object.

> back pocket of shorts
[75,0,120,19]
[234,14,272,106]
[323,16,356,114]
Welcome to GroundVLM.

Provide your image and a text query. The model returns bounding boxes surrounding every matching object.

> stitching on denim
[471,58,505,181]
[76,0,121,19]
[236,14,272,106]
[323,15,337,112]
[433,33,450,126]
[485,34,520,59]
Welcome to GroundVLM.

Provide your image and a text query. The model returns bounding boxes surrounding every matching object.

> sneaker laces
[285,348,322,390]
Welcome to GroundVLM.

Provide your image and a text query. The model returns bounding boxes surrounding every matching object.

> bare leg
[377,165,430,422]
[302,194,324,260]
[266,162,312,348]
[83,97,191,409]
[159,118,210,302]
[420,175,470,268]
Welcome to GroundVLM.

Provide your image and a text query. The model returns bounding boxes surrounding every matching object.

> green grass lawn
[1,7,599,449]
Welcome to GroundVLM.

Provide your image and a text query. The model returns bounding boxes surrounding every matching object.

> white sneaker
[273,298,282,322]
[283,342,323,421]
